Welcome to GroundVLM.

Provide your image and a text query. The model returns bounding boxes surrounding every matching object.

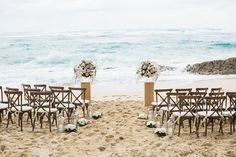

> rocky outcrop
[158,65,176,72]
[186,57,236,75]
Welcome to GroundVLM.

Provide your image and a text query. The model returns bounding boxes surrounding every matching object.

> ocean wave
[211,42,236,49]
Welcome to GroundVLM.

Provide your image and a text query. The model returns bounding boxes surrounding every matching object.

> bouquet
[92,111,102,119]
[146,121,156,128]
[154,128,167,137]
[138,113,147,120]
[77,118,88,127]
[74,60,97,81]
[136,61,160,81]
[64,124,77,133]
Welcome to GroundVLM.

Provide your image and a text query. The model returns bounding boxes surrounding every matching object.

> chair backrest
[154,89,173,106]
[189,92,207,111]
[175,88,192,94]
[34,84,47,92]
[210,88,222,93]
[51,89,71,108]
[166,92,187,112]
[4,91,23,111]
[49,86,64,91]
[227,94,236,113]
[209,92,224,97]
[68,87,86,105]
[196,88,208,93]
[24,89,41,106]
[31,91,53,112]
[178,95,201,116]
[6,87,19,92]
[22,84,31,100]
[205,96,226,117]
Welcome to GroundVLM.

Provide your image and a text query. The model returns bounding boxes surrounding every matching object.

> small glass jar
[167,116,175,137]
[58,113,65,133]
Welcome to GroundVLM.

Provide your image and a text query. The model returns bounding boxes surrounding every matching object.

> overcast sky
[0,0,235,33]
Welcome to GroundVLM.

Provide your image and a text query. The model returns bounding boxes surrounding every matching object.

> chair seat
[11,106,32,112]
[57,103,75,109]
[37,108,57,113]
[31,102,50,107]
[172,112,196,117]
[222,111,236,116]
[0,103,8,110]
[197,111,220,117]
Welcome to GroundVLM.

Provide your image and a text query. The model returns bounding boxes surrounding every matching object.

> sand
[1,78,236,157]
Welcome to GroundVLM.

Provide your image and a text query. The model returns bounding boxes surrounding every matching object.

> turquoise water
[0,29,236,96]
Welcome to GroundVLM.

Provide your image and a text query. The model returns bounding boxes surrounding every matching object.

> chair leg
[220,118,224,135]
[178,118,181,136]
[6,112,11,128]
[205,119,207,136]
[48,114,52,132]
[29,111,33,129]
[211,119,214,132]
[189,119,192,133]
[230,117,232,135]
[20,113,23,131]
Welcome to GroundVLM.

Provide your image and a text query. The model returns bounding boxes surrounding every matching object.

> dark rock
[158,65,176,72]
[186,57,236,75]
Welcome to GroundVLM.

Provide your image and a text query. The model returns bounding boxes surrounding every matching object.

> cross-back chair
[172,95,201,136]
[31,91,57,132]
[4,91,33,131]
[51,89,75,123]
[68,87,88,117]
[197,96,226,136]
[34,84,47,92]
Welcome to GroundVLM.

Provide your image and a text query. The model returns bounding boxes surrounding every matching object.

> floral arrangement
[136,61,160,81]
[77,118,88,127]
[138,113,147,120]
[92,111,102,119]
[146,121,156,128]
[74,60,97,80]
[154,128,167,137]
[64,124,77,133]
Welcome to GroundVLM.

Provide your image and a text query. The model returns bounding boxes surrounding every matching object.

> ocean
[0,29,236,98]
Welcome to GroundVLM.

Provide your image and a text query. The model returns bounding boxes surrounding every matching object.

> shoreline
[91,77,236,101]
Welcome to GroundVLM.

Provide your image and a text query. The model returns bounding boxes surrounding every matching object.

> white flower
[146,121,156,128]
[77,118,88,126]
[92,111,102,119]
[65,124,76,130]
[154,128,167,137]
[138,113,147,119]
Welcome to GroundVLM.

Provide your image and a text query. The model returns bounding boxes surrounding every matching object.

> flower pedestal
[144,82,154,106]
[81,82,91,102]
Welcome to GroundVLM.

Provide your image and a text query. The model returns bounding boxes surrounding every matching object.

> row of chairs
[151,88,236,136]
[0,84,90,131]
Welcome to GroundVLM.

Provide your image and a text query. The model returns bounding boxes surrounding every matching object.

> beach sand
[1,78,236,157]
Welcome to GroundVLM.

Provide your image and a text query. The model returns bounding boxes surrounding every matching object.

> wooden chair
[51,89,75,123]
[223,93,236,134]
[68,87,88,117]
[172,95,201,136]
[151,89,172,123]
[197,96,226,136]
[34,84,47,92]
[164,92,187,122]
[4,91,33,131]
[31,91,57,132]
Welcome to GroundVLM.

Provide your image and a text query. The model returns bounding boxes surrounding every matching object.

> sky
[0,0,235,33]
